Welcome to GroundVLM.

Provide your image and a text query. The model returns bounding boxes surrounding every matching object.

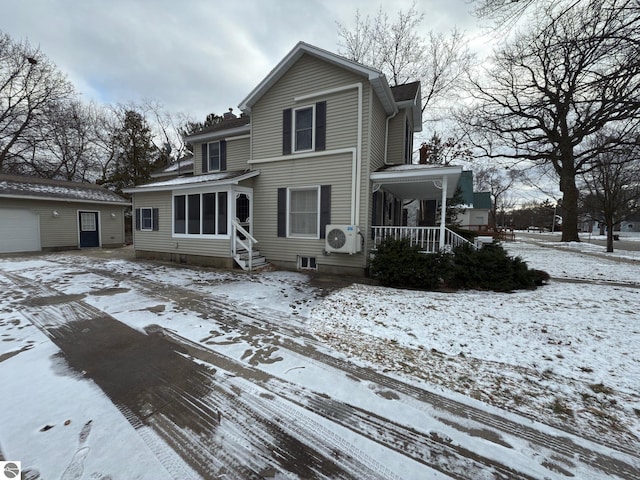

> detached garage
[0,174,130,254]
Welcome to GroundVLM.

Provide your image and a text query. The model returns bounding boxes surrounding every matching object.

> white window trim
[292,104,315,153]
[287,185,320,239]
[140,207,153,231]
[172,190,230,239]
[207,141,221,172]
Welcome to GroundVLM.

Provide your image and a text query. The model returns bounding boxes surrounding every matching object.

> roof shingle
[0,174,129,204]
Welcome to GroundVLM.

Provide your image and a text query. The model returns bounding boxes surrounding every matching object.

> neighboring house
[151,152,194,179]
[0,174,129,254]
[125,42,470,275]
[621,215,640,233]
[454,171,491,231]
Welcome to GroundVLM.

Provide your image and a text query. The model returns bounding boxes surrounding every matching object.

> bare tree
[474,165,523,229]
[462,0,640,242]
[0,31,75,174]
[336,2,474,121]
[581,139,640,252]
[30,99,99,181]
[418,132,472,166]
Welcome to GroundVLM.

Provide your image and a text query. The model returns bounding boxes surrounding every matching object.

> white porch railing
[232,219,258,271]
[371,226,476,253]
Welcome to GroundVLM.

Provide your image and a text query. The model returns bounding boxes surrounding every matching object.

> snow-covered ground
[0,237,639,478]
[309,238,640,447]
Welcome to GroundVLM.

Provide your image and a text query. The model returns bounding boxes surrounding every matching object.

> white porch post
[439,175,448,249]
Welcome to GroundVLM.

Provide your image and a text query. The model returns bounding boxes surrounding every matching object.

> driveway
[1,247,639,479]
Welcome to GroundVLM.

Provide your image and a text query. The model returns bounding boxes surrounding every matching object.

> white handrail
[232,219,258,271]
[371,226,476,252]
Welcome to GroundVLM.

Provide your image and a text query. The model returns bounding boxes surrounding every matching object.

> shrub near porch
[370,238,548,292]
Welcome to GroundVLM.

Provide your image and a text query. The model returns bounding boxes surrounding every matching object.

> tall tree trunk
[606,219,615,253]
[559,167,580,242]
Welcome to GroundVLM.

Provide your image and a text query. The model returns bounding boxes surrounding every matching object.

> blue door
[79,211,100,247]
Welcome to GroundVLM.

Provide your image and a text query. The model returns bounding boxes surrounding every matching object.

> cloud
[1,0,480,121]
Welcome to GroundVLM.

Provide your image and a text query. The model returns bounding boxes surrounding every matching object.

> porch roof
[123,170,260,194]
[370,164,462,200]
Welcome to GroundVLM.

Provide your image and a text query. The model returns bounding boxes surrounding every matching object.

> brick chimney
[223,108,237,120]
[419,143,429,164]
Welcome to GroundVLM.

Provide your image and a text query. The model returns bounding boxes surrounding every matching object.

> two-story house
[125,42,469,275]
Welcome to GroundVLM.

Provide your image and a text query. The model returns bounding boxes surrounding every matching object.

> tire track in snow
[1,270,402,479]
[19,259,640,479]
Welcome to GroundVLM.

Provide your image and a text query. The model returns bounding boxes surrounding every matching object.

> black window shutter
[152,208,159,231]
[320,185,331,238]
[135,208,141,230]
[315,101,326,151]
[282,109,292,155]
[277,188,287,237]
[220,140,227,171]
[201,143,208,173]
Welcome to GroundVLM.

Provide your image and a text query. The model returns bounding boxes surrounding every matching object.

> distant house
[151,152,194,179]
[125,42,475,275]
[620,214,640,233]
[455,171,492,231]
[0,174,129,254]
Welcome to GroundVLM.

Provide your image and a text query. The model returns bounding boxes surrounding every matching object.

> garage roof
[0,174,130,205]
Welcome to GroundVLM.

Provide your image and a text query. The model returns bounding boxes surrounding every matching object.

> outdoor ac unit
[325,225,362,254]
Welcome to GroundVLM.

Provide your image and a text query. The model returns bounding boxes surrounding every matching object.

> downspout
[384,111,399,165]
[354,83,362,226]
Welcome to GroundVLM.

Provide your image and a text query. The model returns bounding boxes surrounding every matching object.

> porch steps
[234,248,270,271]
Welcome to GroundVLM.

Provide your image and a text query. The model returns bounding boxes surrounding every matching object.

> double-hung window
[173,192,228,236]
[277,185,331,239]
[140,207,153,231]
[294,106,314,152]
[289,187,319,237]
[208,142,221,171]
[201,140,226,173]
[282,101,326,155]
[134,207,158,231]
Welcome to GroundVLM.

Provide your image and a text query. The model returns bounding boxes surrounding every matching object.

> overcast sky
[2,0,484,121]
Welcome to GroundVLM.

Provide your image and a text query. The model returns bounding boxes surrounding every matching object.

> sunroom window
[174,192,228,236]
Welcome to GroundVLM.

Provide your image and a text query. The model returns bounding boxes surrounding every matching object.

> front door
[235,192,251,237]
[79,211,100,247]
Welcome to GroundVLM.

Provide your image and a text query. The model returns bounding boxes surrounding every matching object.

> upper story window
[283,101,326,155]
[294,106,314,152]
[201,140,227,173]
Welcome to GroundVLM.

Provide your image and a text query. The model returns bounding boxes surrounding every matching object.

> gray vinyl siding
[194,144,203,176]
[387,110,409,165]
[226,137,250,171]
[248,53,380,271]
[251,54,369,161]
[193,135,250,176]
[132,191,231,257]
[252,153,366,270]
[0,198,125,249]
[363,92,389,247]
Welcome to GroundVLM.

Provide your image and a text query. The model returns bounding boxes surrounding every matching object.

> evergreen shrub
[370,238,548,292]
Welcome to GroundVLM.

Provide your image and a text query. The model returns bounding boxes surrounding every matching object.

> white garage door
[0,208,41,253]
